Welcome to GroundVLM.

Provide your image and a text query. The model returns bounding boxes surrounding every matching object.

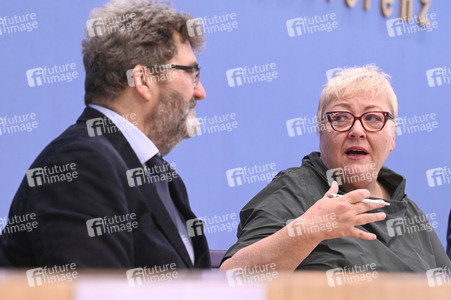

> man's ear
[130,64,154,101]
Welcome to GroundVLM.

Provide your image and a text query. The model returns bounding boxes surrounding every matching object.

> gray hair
[82,0,205,105]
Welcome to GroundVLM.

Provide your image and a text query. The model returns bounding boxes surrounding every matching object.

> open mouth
[345,147,369,157]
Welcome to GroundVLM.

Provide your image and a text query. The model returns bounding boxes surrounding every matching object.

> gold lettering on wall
[380,0,395,17]
[328,0,431,26]
[418,0,431,26]
[346,0,357,7]
[400,0,413,20]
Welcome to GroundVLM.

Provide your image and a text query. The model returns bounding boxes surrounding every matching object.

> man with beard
[0,0,211,269]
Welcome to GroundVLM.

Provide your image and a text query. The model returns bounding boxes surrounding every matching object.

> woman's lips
[345,146,369,160]
[345,152,368,160]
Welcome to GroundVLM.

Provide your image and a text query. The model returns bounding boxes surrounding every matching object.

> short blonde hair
[316,66,398,122]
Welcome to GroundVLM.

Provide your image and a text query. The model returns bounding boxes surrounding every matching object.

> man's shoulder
[34,122,117,165]
[27,111,135,179]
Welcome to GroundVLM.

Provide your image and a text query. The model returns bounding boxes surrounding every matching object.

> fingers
[315,184,386,242]
[349,227,377,240]
[325,181,338,196]
[350,212,386,241]
[344,188,371,204]
[353,202,386,214]
[354,212,386,226]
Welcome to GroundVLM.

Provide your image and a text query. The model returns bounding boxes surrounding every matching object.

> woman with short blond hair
[221,66,451,272]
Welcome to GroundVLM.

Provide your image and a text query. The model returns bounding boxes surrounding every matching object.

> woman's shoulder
[241,165,325,215]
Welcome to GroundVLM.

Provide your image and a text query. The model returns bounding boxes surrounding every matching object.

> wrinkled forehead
[325,93,393,112]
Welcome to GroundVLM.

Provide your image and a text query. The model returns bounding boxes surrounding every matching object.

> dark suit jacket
[0,107,210,268]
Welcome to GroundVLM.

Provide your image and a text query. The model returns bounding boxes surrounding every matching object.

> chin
[342,170,379,190]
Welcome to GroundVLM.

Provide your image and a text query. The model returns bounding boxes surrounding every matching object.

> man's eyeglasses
[150,63,201,86]
[321,111,395,132]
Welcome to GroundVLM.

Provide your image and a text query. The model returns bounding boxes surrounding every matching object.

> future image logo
[226,63,278,87]
[386,13,438,38]
[326,164,377,186]
[26,264,78,287]
[395,113,438,136]
[426,267,451,287]
[226,264,278,287]
[226,68,244,87]
[326,68,343,81]
[226,163,277,187]
[126,263,178,287]
[0,213,38,236]
[26,63,79,87]
[186,218,204,237]
[226,168,245,187]
[186,18,204,37]
[386,18,404,37]
[86,114,138,138]
[286,116,318,137]
[195,113,238,136]
[286,214,337,237]
[126,162,178,187]
[0,13,38,36]
[186,213,238,237]
[325,63,376,83]
[426,67,451,87]
[386,213,437,237]
[86,13,137,37]
[0,113,38,136]
[126,65,178,87]
[326,263,378,287]
[26,163,78,187]
[187,13,238,37]
[86,213,138,237]
[286,13,338,37]
[426,167,451,187]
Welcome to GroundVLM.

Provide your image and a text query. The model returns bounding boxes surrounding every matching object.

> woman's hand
[289,181,386,242]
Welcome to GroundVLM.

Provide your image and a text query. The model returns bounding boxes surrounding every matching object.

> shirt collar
[89,104,158,164]
[303,151,407,201]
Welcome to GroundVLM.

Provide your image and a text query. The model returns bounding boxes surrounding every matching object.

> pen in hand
[327,194,390,206]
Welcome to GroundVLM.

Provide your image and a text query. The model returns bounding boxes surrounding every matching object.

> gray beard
[146,88,196,156]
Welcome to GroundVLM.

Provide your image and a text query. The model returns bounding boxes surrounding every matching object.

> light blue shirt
[89,104,195,264]
[89,104,158,164]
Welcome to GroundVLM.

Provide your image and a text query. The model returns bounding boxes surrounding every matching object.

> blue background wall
[1,0,450,251]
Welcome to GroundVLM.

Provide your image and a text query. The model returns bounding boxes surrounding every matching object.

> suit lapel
[139,161,193,267]
[77,107,194,267]
[166,165,211,267]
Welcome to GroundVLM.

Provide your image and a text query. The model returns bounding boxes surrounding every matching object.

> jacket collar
[303,151,407,201]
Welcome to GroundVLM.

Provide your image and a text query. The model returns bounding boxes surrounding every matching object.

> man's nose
[193,81,206,100]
